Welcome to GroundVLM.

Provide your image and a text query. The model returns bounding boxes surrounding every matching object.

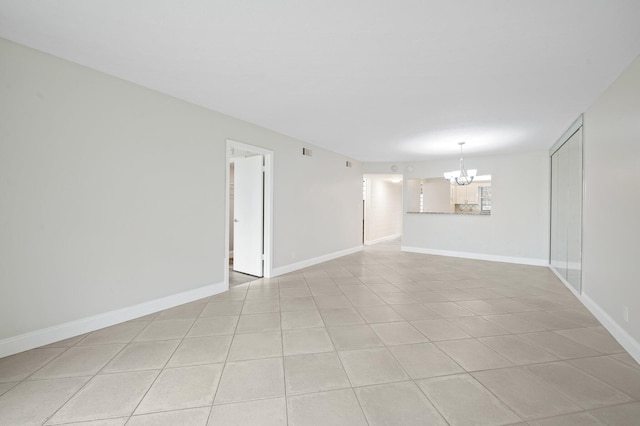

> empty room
[1,1,640,425]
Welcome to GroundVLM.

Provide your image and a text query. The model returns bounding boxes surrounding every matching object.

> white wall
[0,38,362,354]
[365,152,550,265]
[364,175,402,244]
[582,55,640,357]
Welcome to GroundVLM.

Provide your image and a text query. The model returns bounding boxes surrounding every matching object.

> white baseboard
[364,234,401,246]
[549,267,640,364]
[0,281,227,358]
[401,246,548,266]
[271,245,363,277]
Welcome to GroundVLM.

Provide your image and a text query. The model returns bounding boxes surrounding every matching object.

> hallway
[1,242,639,425]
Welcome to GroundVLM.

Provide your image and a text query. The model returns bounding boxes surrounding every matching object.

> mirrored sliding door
[550,121,583,293]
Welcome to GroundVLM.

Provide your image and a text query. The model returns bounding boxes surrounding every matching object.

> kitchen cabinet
[452,182,480,204]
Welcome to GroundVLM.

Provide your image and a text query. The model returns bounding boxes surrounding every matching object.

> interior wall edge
[364,234,401,246]
[271,245,363,277]
[401,246,549,267]
[0,280,226,358]
[550,266,640,363]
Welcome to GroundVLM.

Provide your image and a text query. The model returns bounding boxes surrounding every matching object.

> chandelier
[443,142,477,186]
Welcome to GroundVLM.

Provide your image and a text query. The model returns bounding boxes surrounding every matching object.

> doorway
[362,174,403,245]
[225,140,274,288]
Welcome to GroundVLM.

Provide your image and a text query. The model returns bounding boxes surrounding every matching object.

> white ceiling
[1,1,639,161]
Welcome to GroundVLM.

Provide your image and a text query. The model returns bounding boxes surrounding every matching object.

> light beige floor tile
[588,401,640,426]
[339,348,409,386]
[287,388,367,426]
[483,297,538,313]
[280,287,311,298]
[280,296,317,312]
[30,345,124,379]
[284,352,350,395]
[209,397,287,426]
[456,300,508,315]
[313,295,352,309]
[40,334,87,349]
[518,331,601,359]
[0,382,17,397]
[200,301,244,317]
[236,312,280,334]
[309,285,342,297]
[0,377,88,426]
[569,356,640,399]
[242,299,280,314]
[246,288,279,300]
[281,310,323,329]
[344,292,386,306]
[327,325,384,350]
[528,412,604,426]
[377,292,417,305]
[391,304,440,321]
[355,381,447,426]
[411,319,470,341]
[610,352,640,369]
[133,319,195,342]
[356,305,404,323]
[515,311,583,330]
[48,371,158,424]
[0,348,66,382]
[554,328,625,354]
[187,316,238,337]
[215,358,285,404]
[167,335,232,367]
[408,290,449,303]
[227,331,282,361]
[472,367,581,420]
[417,374,521,426]
[436,339,512,371]
[370,322,428,346]
[282,328,334,356]
[210,289,247,302]
[425,302,474,317]
[46,419,128,425]
[367,283,402,294]
[77,322,149,345]
[527,361,631,409]
[102,340,179,373]
[483,314,547,333]
[135,364,222,414]
[479,335,557,365]
[339,284,373,294]
[128,407,210,426]
[448,316,510,337]
[156,301,207,320]
[388,343,464,379]
[319,308,365,326]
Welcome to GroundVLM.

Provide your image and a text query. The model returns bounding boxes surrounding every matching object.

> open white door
[233,155,264,277]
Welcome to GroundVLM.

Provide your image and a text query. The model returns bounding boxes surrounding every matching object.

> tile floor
[1,240,640,425]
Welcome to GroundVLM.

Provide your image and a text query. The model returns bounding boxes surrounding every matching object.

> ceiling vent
[346,161,352,167]
[302,147,313,157]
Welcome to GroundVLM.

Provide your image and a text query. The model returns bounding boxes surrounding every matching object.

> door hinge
[261,254,265,260]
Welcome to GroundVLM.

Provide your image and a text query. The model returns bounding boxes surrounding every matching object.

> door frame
[225,139,274,287]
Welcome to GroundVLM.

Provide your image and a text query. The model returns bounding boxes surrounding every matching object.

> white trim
[550,114,583,155]
[226,140,274,279]
[0,281,226,358]
[364,234,401,246]
[271,246,363,277]
[549,267,640,364]
[401,246,548,266]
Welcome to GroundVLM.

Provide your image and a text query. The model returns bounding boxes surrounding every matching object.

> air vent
[345,161,352,168]
[302,147,313,157]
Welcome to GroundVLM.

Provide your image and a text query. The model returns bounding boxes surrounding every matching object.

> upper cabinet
[452,182,480,204]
